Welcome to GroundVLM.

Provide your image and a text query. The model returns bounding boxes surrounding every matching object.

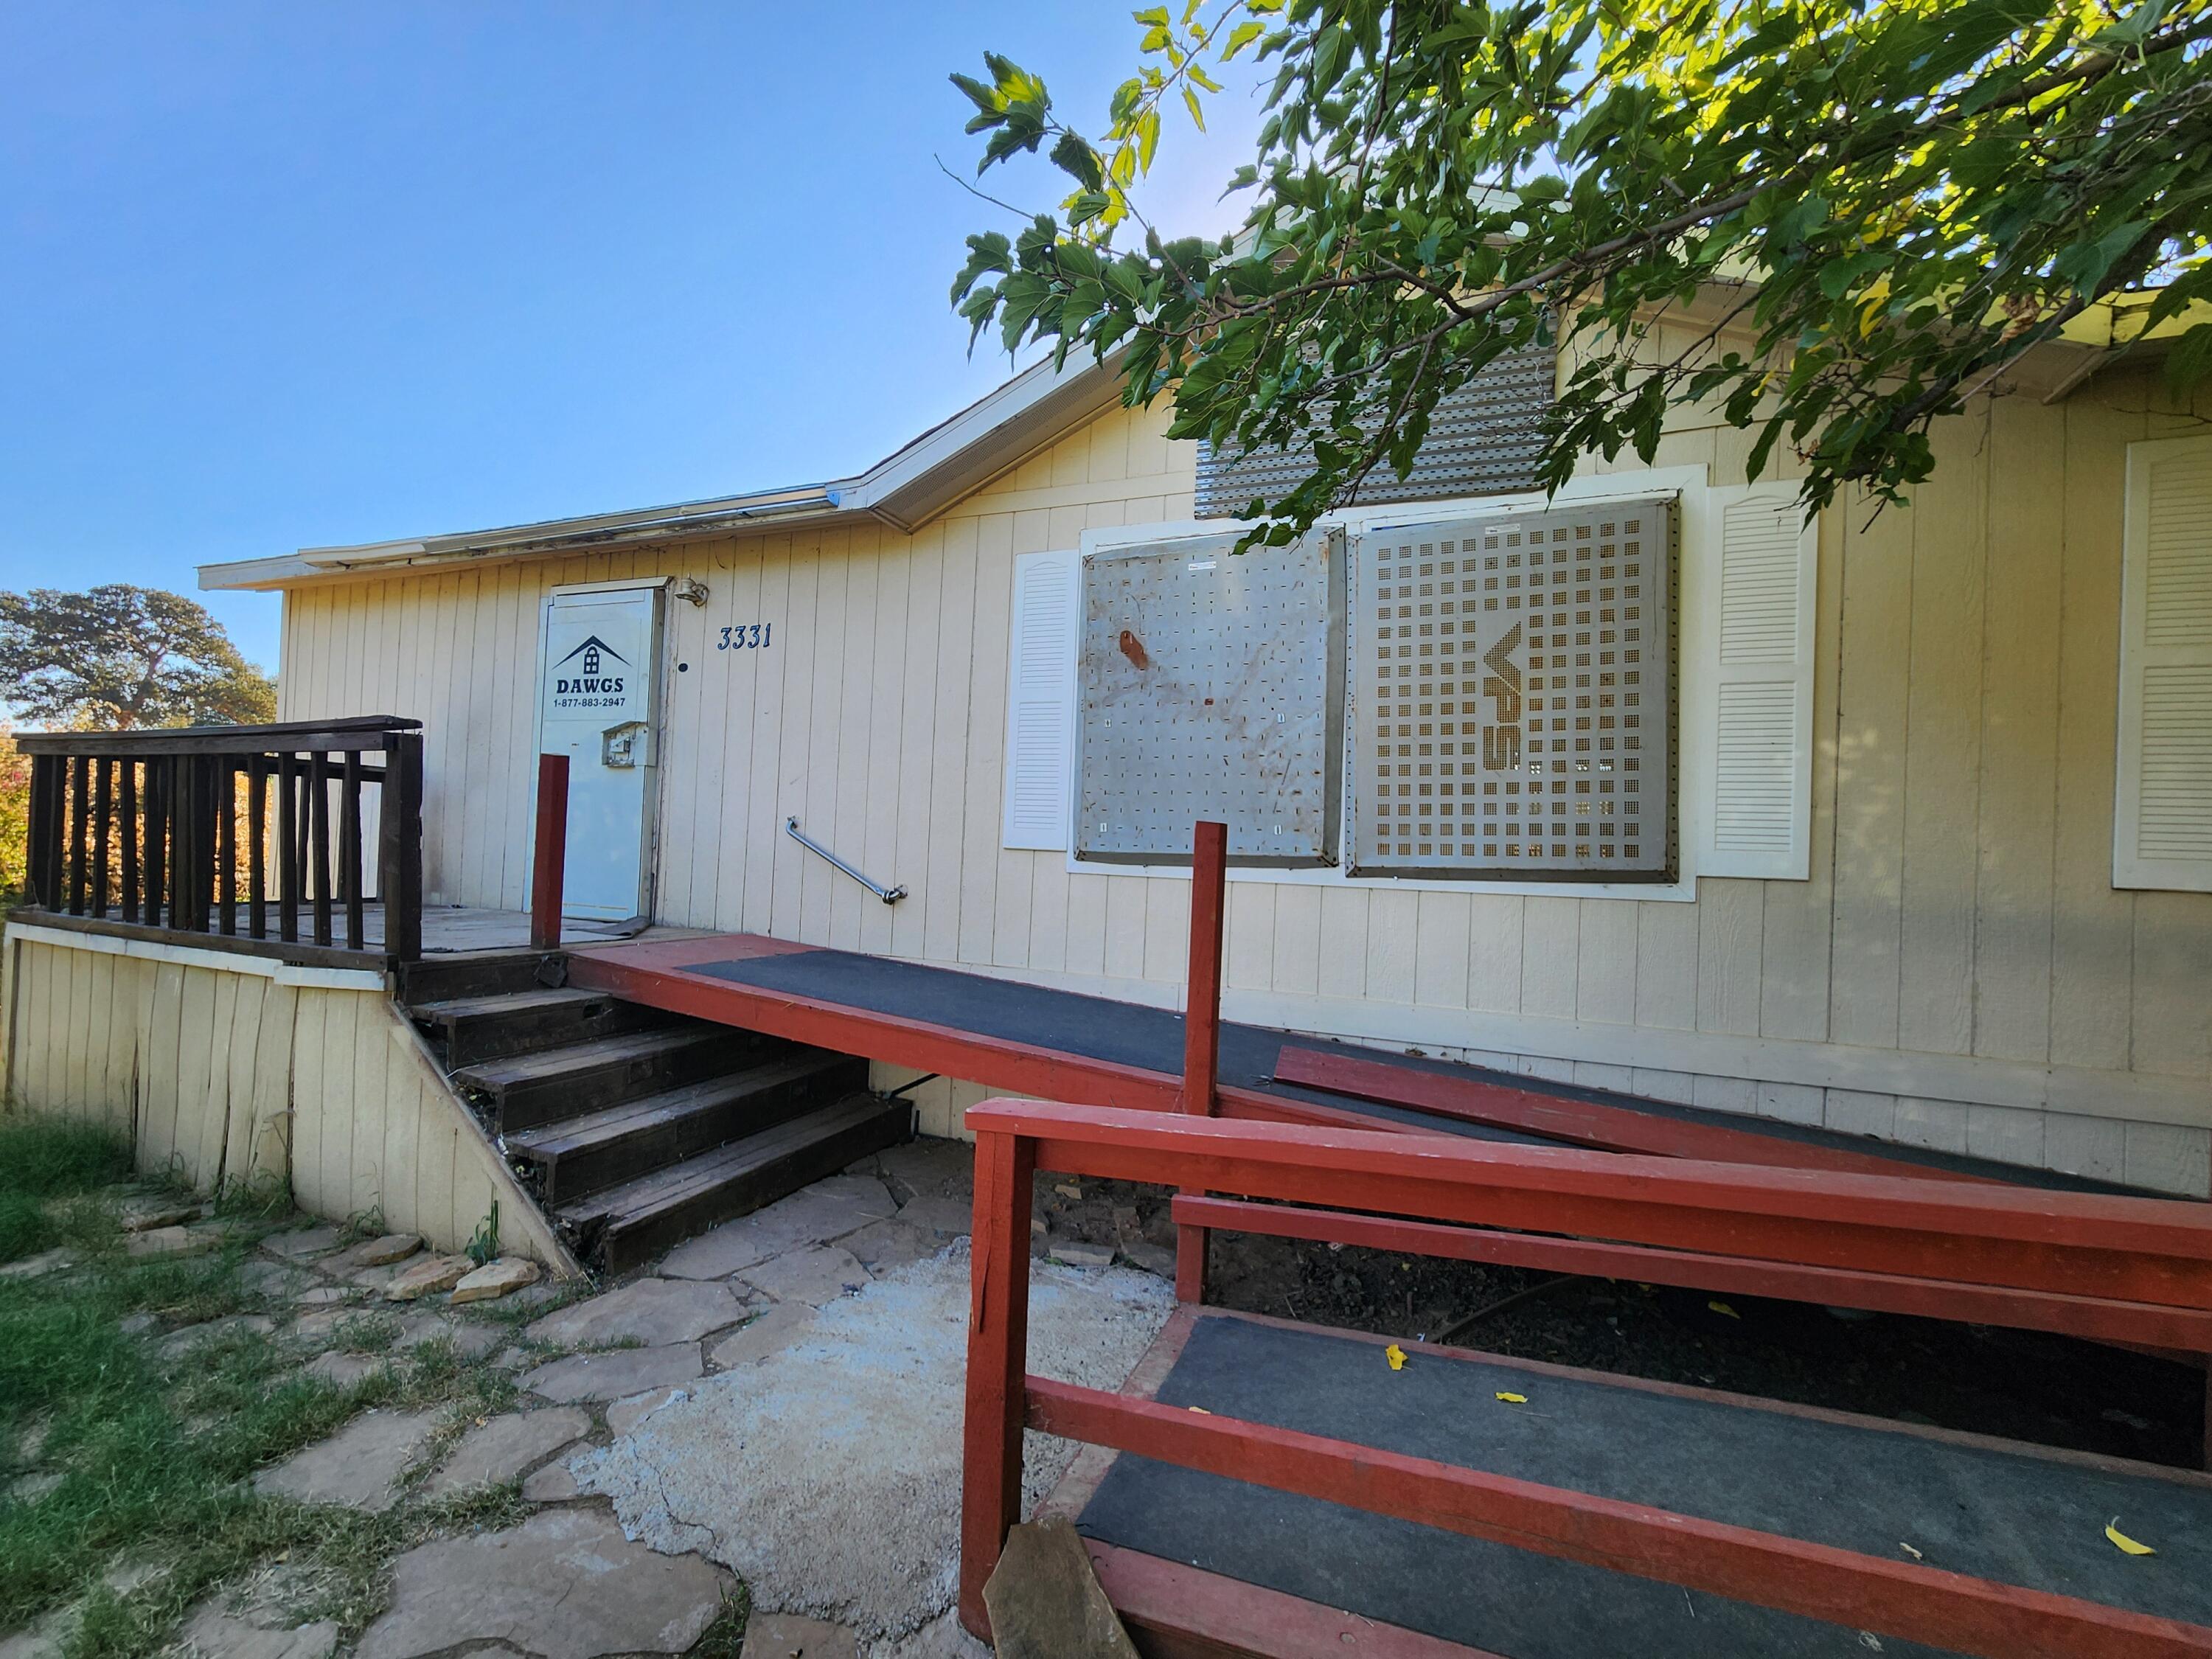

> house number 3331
[716,624,773,650]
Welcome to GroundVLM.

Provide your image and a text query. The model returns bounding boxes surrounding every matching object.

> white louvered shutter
[2115,434,2212,891]
[1001,549,1079,850]
[1696,485,1818,879]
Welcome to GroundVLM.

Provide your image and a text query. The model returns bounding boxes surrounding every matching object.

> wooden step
[410,986,666,1066]
[453,1025,767,1133]
[396,950,561,1006]
[506,1050,871,1204]
[560,1094,911,1273]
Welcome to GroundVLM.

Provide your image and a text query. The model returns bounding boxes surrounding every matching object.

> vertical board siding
[261,383,2206,1149]
[1,937,572,1269]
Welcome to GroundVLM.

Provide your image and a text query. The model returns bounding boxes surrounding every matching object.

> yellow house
[6,313,2208,1269]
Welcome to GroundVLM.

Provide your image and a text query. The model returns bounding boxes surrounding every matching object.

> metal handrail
[785,816,905,904]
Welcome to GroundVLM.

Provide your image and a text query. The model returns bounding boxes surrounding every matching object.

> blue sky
[0,4,1266,669]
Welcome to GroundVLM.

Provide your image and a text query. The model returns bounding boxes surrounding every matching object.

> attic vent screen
[1346,497,1678,881]
[1194,342,1557,518]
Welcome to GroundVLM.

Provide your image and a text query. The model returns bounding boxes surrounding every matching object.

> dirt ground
[1032,1171,2208,1470]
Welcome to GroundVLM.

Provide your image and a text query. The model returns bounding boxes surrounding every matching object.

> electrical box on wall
[1348,498,1678,881]
[1076,530,1344,866]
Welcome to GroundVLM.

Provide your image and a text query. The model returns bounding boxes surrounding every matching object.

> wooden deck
[15,902,649,968]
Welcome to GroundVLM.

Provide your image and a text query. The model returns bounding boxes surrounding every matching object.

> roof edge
[199,349,1123,593]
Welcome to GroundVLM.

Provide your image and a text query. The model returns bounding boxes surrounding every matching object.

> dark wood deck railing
[15,716,424,967]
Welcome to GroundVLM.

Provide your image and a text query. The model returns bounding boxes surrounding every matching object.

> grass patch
[689,1586,754,1658]
[0,1116,549,1658]
[0,1117,132,1264]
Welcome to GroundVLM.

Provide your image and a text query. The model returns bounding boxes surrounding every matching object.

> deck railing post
[27,755,61,910]
[531,753,570,952]
[959,1125,1037,1641]
[66,754,89,914]
[380,732,424,964]
[118,760,139,924]
[1175,818,1228,1302]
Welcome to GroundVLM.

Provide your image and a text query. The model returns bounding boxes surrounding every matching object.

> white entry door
[536,582,667,922]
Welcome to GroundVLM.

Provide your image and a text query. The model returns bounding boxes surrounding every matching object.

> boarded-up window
[1075,532,1343,865]
[2116,434,2212,891]
[1001,550,1079,851]
[1194,344,1557,518]
[1347,499,1677,880]
[1694,487,1818,880]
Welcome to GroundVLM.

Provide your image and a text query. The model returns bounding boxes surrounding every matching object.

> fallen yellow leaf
[1708,1300,1740,1320]
[1385,1343,1407,1371]
[2107,1520,2156,1557]
[1898,1543,1923,1561]
[1188,1405,1211,1414]
[1495,1391,1528,1405]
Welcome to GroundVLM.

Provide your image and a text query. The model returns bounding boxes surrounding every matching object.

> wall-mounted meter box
[1076,530,1343,866]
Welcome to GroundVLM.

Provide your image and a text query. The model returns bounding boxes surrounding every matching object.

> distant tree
[950,0,2212,538]
[0,585,275,731]
[0,723,28,901]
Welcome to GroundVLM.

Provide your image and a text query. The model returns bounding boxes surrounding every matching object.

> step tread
[454,1023,739,1090]
[506,1052,859,1159]
[559,1096,894,1231]
[410,987,612,1022]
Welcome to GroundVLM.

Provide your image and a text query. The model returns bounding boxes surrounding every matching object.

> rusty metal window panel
[1077,531,1344,866]
[1194,344,1557,519]
[1346,498,1679,882]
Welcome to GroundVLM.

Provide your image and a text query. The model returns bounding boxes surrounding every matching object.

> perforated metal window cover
[1077,532,1343,866]
[1346,498,1677,881]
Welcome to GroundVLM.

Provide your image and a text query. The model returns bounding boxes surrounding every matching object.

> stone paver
[656,1217,782,1281]
[521,1345,702,1404]
[238,1260,312,1298]
[740,1244,870,1307]
[355,1507,727,1659]
[605,1386,687,1438]
[525,1277,745,1347]
[384,1255,470,1301]
[0,1248,74,1282]
[119,1199,200,1233]
[520,1461,581,1503]
[894,1193,974,1238]
[160,1314,276,1359]
[705,1303,816,1371]
[740,1614,859,1659]
[251,1410,439,1512]
[872,1138,974,1201]
[1043,1237,1114,1269]
[798,1175,898,1218]
[261,1225,344,1260]
[452,1257,540,1304]
[836,1217,934,1274]
[392,1311,504,1359]
[291,1286,356,1309]
[354,1234,423,1267]
[127,1225,214,1259]
[173,1596,338,1659]
[302,1350,386,1388]
[660,1187,887,1281]
[424,1408,589,1497]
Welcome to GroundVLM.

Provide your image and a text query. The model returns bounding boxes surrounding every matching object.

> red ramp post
[959,1123,1037,1639]
[530,753,569,951]
[1176,819,1228,1302]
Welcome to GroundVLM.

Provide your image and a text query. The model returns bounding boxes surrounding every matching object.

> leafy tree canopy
[951,0,2212,539]
[0,585,275,730]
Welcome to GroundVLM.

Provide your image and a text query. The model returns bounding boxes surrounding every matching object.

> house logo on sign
[551,633,633,710]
